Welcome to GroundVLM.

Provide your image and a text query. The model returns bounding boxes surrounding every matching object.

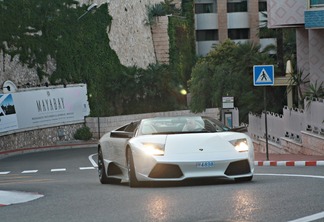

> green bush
[74,126,93,141]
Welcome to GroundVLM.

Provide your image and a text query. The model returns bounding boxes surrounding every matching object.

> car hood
[133,132,248,156]
[164,132,245,156]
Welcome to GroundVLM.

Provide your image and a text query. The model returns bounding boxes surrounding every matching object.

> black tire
[127,149,141,187]
[98,147,111,184]
[235,176,253,183]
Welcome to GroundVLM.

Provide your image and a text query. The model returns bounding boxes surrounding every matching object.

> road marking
[0,179,54,186]
[256,174,324,222]
[255,173,324,179]
[287,211,324,222]
[21,170,38,174]
[79,167,95,170]
[89,153,98,168]
[0,190,44,206]
[50,168,66,172]
[1,167,96,175]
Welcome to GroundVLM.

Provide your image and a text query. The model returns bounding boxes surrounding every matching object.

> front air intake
[148,164,183,178]
[225,160,251,176]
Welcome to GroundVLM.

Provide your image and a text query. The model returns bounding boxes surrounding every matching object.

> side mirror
[229,126,248,133]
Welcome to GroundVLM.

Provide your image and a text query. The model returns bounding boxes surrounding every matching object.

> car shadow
[122,177,254,188]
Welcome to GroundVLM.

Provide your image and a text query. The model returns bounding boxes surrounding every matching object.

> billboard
[0,84,90,133]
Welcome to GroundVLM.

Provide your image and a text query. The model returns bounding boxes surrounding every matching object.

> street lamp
[78,3,98,20]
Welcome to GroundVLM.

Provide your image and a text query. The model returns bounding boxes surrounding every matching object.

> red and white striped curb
[254,160,324,166]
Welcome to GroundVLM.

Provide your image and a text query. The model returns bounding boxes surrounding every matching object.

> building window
[259,1,267,12]
[227,0,247,13]
[228,29,249,39]
[196,30,218,41]
[195,3,214,13]
[310,0,324,8]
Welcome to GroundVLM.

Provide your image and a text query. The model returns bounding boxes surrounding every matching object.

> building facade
[194,0,275,56]
[267,0,324,90]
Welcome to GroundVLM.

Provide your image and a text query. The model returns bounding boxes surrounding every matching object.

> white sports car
[98,116,254,187]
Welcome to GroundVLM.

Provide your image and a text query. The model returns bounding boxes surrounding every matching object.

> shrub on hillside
[74,126,93,141]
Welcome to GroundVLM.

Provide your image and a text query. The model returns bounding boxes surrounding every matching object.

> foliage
[288,69,310,108]
[304,81,324,110]
[168,0,196,92]
[106,64,187,115]
[1,0,195,116]
[146,4,166,25]
[74,126,93,140]
[305,81,324,100]
[168,20,196,92]
[189,40,286,123]
[146,0,181,25]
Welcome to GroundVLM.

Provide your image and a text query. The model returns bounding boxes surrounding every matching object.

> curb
[0,142,97,160]
[254,161,324,167]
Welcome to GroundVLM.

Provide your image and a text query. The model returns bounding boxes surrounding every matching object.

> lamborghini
[97,116,254,187]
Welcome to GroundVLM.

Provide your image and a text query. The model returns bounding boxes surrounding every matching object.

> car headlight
[230,139,249,152]
[142,143,165,156]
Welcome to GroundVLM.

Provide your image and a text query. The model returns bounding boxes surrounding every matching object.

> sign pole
[253,64,274,161]
[264,87,269,160]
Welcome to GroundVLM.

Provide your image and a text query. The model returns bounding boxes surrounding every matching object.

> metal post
[264,87,269,160]
[97,116,100,139]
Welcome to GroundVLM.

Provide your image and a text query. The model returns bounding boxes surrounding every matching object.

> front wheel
[98,148,111,184]
[127,149,141,187]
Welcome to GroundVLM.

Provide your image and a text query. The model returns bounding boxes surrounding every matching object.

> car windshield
[138,116,230,135]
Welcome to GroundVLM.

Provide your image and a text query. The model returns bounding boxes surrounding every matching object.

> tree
[0,0,194,116]
[189,40,285,123]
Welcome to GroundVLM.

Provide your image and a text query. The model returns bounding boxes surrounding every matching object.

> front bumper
[134,156,253,181]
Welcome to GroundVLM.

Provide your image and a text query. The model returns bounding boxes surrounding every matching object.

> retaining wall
[0,123,85,154]
[0,108,219,154]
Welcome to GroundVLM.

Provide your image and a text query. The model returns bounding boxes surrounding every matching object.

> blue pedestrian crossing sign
[253,65,274,86]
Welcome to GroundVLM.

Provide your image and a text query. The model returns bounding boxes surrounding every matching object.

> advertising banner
[0,84,90,133]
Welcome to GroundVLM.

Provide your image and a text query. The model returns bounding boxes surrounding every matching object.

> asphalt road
[0,147,324,222]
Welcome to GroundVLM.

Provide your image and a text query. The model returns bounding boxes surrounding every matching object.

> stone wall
[0,51,54,89]
[107,0,164,68]
[152,16,170,64]
[0,123,85,154]
[86,108,220,139]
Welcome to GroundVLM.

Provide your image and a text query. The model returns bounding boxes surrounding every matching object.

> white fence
[248,98,324,143]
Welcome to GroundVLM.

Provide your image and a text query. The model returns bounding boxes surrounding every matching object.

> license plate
[196,161,215,168]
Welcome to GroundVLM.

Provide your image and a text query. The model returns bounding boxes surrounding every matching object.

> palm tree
[288,69,310,108]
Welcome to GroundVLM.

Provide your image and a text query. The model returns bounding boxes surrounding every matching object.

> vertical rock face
[0,52,54,88]
[0,0,169,88]
[107,0,163,68]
